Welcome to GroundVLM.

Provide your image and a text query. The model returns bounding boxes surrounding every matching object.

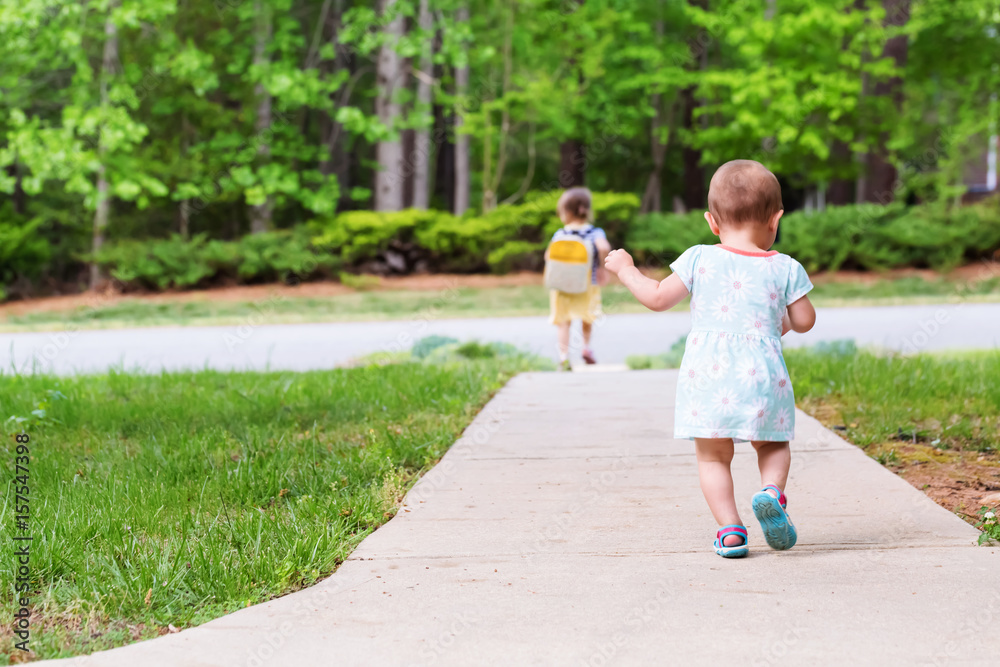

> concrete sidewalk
[46,371,998,666]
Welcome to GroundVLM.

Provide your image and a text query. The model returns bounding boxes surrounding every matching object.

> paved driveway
[1,303,998,375]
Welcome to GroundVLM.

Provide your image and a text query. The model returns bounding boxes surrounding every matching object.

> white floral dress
[670,244,813,442]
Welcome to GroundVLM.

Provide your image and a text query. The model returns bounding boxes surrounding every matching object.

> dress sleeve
[669,246,701,293]
[785,258,814,304]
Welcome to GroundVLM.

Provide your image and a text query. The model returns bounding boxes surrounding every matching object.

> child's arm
[605,249,688,312]
[595,236,612,286]
[786,295,816,333]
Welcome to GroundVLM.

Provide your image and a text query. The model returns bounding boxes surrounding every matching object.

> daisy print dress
[670,244,813,442]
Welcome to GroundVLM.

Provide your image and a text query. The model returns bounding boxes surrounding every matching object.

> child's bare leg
[751,440,790,497]
[556,323,571,361]
[581,321,592,348]
[695,438,742,545]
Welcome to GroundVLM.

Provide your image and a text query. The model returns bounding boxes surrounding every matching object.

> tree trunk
[827,0,867,206]
[827,140,855,205]
[680,0,707,211]
[90,3,118,291]
[5,163,25,216]
[453,5,470,215]
[434,100,455,212]
[374,0,406,212]
[680,86,705,210]
[411,0,434,209]
[641,10,667,214]
[558,141,586,187]
[178,112,192,238]
[858,0,910,204]
[320,0,350,207]
[249,0,274,233]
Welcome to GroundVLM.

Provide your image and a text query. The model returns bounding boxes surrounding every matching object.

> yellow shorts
[549,284,603,325]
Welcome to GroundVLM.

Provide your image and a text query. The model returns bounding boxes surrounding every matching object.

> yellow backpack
[544,228,595,294]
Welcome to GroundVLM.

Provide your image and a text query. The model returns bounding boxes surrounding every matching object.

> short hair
[707,160,783,226]
[557,187,592,221]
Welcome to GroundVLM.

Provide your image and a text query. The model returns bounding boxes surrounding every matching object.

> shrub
[626,211,715,268]
[777,201,1000,272]
[308,190,640,275]
[628,200,1000,273]
[93,229,340,290]
[0,216,52,294]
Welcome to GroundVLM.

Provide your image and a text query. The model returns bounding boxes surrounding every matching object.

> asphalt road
[1,302,998,376]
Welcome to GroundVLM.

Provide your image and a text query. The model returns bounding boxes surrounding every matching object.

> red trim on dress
[715,244,778,257]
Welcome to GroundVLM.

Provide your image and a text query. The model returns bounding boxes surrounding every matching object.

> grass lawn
[0,356,536,662]
[1,272,998,332]
[786,348,1000,530]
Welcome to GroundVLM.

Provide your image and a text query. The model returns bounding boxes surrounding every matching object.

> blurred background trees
[1,0,999,296]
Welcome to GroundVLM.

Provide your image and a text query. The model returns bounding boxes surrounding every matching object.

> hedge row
[93,230,342,290]
[93,191,639,289]
[308,190,640,274]
[91,194,1000,291]
[628,200,1000,272]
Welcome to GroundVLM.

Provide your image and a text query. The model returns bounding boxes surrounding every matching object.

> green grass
[2,273,998,332]
[786,349,1000,452]
[0,357,536,662]
[806,275,1000,306]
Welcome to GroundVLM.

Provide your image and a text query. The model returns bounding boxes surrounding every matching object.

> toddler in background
[604,159,816,558]
[547,188,611,371]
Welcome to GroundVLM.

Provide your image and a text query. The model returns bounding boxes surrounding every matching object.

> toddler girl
[548,188,611,370]
[604,159,816,558]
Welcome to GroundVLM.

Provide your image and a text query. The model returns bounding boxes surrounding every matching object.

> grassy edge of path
[0,356,540,662]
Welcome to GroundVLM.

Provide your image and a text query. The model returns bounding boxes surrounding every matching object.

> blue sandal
[714,524,749,558]
[752,484,798,551]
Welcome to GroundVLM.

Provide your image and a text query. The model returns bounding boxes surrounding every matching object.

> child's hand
[604,249,634,275]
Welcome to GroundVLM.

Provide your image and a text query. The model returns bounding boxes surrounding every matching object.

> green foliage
[780,200,1000,272]
[311,190,640,275]
[787,349,1000,453]
[419,338,554,369]
[626,211,715,267]
[0,214,51,289]
[411,335,459,360]
[93,230,340,290]
[628,200,1000,273]
[626,335,688,370]
[975,507,1000,546]
[2,0,999,300]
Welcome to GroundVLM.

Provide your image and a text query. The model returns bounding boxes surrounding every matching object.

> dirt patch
[879,443,1000,517]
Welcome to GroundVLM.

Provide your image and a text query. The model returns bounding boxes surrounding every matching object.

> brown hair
[557,187,592,222]
[707,160,783,226]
